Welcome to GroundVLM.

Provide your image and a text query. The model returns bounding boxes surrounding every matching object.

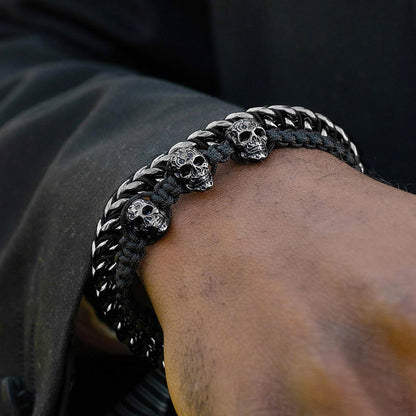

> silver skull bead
[168,146,213,192]
[226,119,269,161]
[126,199,169,234]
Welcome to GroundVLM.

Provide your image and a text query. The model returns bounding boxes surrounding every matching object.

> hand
[140,148,416,415]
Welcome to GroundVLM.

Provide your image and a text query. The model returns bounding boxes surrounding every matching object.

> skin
[76,148,416,415]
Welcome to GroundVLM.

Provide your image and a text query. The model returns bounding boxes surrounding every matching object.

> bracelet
[87,105,364,368]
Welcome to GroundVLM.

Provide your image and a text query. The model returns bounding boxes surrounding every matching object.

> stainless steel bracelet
[88,104,364,367]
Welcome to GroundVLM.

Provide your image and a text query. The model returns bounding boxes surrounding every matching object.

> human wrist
[139,148,416,415]
[138,147,364,324]
[141,144,416,310]
[89,105,364,365]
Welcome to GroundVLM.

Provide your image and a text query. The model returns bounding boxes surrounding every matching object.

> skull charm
[226,119,269,161]
[126,198,169,236]
[168,146,213,192]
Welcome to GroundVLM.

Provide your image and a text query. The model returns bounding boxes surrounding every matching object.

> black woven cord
[150,175,184,209]
[267,129,361,170]
[114,237,146,288]
[202,140,233,165]
[202,140,233,175]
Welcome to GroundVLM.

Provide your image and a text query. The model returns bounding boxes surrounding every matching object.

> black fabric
[0,33,239,415]
[0,1,415,415]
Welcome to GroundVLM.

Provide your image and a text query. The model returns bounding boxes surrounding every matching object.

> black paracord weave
[87,105,364,368]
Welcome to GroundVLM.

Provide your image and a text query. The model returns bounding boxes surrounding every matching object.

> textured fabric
[0,1,415,415]
[0,33,239,416]
[107,369,170,416]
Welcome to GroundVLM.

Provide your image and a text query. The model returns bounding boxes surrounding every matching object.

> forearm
[139,148,416,415]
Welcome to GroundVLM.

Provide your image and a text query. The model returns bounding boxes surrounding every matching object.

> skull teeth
[245,142,266,151]
[147,217,168,231]
[196,173,212,184]
[240,146,269,160]
[187,173,213,191]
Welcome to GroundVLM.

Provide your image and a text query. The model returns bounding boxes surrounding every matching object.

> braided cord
[268,129,361,169]
[88,105,365,367]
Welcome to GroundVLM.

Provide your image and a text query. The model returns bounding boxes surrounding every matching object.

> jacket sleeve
[0,18,239,416]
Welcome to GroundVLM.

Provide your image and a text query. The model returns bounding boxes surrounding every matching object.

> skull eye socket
[142,204,153,215]
[193,156,205,166]
[180,164,191,177]
[254,128,265,136]
[239,131,251,141]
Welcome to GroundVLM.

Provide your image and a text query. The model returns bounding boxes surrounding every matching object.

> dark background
[1,0,416,191]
